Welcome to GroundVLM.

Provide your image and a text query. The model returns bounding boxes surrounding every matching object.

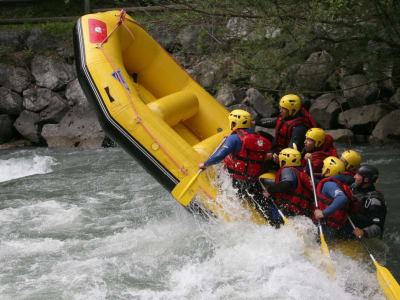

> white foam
[0,155,57,183]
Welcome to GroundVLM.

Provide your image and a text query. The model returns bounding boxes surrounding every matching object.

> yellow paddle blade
[171,170,202,206]
[282,216,289,225]
[320,233,335,279]
[374,261,400,300]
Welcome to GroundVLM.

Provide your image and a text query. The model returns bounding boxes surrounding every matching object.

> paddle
[258,177,289,225]
[307,158,335,279]
[171,136,228,206]
[348,217,400,300]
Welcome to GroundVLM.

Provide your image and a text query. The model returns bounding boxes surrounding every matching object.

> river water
[0,145,399,299]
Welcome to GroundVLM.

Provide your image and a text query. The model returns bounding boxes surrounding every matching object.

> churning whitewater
[0,147,392,299]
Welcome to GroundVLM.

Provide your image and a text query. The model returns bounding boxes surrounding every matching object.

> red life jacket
[273,108,316,152]
[302,134,338,174]
[343,170,356,177]
[272,167,313,216]
[314,177,353,228]
[224,129,271,181]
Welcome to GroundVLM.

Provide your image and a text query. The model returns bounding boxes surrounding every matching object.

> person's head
[322,156,345,177]
[228,109,251,131]
[354,164,379,187]
[304,128,325,151]
[278,148,302,167]
[340,150,361,172]
[279,94,301,118]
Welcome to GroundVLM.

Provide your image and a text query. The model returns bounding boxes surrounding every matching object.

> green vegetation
[1,0,399,96]
[158,0,400,95]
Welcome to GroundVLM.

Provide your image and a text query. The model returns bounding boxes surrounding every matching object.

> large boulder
[0,114,14,143]
[0,29,28,51]
[26,28,56,52]
[41,105,104,149]
[339,74,379,107]
[23,88,69,123]
[215,83,237,107]
[191,59,223,89]
[23,88,54,112]
[389,88,400,108]
[338,103,391,132]
[0,65,31,93]
[295,51,335,93]
[242,88,277,118]
[326,129,354,144]
[31,55,75,90]
[14,110,41,143]
[309,93,344,129]
[65,78,87,106]
[370,110,400,144]
[177,25,202,53]
[0,87,23,116]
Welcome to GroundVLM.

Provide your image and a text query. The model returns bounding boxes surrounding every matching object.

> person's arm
[361,196,386,238]
[255,117,277,128]
[321,181,348,216]
[267,168,297,193]
[289,125,307,150]
[203,134,239,166]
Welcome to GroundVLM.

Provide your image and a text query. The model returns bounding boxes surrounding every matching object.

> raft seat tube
[147,91,199,127]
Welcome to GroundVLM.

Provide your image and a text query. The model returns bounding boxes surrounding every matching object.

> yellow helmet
[340,150,361,171]
[280,94,301,116]
[322,156,345,177]
[228,109,251,130]
[279,148,302,167]
[305,128,326,148]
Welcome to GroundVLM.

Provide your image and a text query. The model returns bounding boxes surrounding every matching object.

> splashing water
[0,146,398,299]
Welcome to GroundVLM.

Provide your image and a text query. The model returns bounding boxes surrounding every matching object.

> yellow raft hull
[73,11,266,224]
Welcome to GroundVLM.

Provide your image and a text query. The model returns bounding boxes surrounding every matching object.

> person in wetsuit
[199,109,275,220]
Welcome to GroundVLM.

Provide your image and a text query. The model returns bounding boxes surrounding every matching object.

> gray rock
[0,63,7,86]
[309,93,344,129]
[0,114,14,143]
[192,59,222,88]
[23,87,69,124]
[295,51,335,93]
[31,55,75,90]
[65,79,88,107]
[177,25,202,52]
[326,129,354,144]
[0,29,28,51]
[215,83,237,107]
[23,88,53,112]
[14,110,41,143]
[39,93,69,124]
[338,103,391,128]
[370,110,400,144]
[26,28,56,52]
[41,105,104,149]
[242,88,277,118]
[389,88,400,108]
[339,74,379,107]
[0,87,23,116]
[1,65,31,93]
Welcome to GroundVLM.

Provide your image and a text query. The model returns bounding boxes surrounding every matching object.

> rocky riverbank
[1,19,400,150]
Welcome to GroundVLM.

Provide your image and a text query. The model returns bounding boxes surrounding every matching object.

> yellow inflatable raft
[73,10,266,224]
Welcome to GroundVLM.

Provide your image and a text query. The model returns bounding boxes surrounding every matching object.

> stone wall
[1,24,400,149]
